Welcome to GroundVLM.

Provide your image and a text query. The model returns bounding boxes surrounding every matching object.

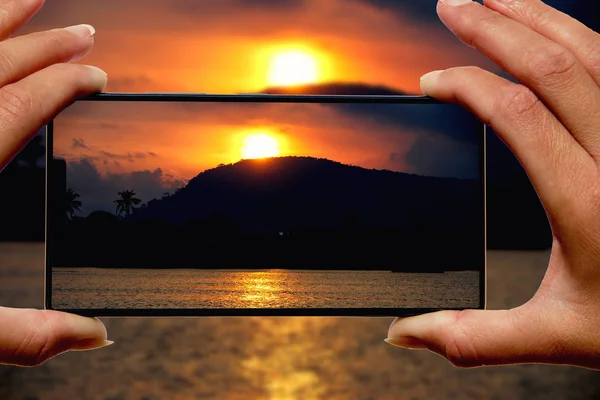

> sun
[241,133,281,160]
[268,51,319,86]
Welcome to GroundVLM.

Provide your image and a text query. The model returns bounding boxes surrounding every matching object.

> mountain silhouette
[52,156,484,271]
[134,156,480,234]
[254,82,411,96]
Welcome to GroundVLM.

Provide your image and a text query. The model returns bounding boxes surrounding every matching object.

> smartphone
[45,93,486,317]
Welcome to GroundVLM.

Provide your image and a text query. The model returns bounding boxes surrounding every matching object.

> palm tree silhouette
[114,189,142,217]
[65,188,82,221]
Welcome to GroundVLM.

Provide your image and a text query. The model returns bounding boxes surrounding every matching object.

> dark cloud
[99,123,119,130]
[389,152,404,164]
[105,76,155,92]
[329,100,482,146]
[100,151,155,161]
[350,0,445,25]
[172,0,305,14]
[66,158,186,217]
[352,0,587,28]
[404,135,479,180]
[71,138,89,150]
[261,82,408,95]
[261,82,482,145]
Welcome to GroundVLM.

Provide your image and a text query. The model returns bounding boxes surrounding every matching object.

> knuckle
[525,45,578,83]
[443,310,482,368]
[496,84,541,120]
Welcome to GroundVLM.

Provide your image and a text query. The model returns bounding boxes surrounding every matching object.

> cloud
[66,158,187,217]
[71,138,89,150]
[261,82,408,95]
[172,0,306,14]
[404,134,479,180]
[99,123,120,130]
[59,133,159,164]
[389,152,404,164]
[350,0,448,25]
[105,76,156,92]
[100,151,155,162]
[325,97,483,145]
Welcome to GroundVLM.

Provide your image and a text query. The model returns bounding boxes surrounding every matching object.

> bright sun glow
[241,133,281,159]
[268,51,319,86]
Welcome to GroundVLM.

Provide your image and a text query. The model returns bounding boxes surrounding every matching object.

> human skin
[0,0,110,367]
[386,0,600,370]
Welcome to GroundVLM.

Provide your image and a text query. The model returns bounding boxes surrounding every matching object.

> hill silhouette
[255,82,410,96]
[51,156,484,272]
[134,156,479,233]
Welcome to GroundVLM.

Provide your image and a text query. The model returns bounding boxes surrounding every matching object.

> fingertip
[0,308,111,366]
[420,70,444,96]
[387,316,403,337]
[81,65,108,91]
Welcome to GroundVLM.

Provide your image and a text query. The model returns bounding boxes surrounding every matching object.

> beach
[1,243,599,399]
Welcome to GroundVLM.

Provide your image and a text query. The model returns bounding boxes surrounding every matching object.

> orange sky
[54,100,425,182]
[22,0,498,94]
[33,0,489,215]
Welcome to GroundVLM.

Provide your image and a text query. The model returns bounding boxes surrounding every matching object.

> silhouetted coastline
[49,156,483,272]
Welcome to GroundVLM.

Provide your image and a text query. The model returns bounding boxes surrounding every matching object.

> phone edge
[44,95,486,317]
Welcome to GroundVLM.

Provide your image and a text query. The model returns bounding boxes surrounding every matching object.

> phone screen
[46,97,485,316]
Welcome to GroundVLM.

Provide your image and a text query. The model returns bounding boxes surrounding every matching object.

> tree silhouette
[65,188,82,221]
[114,189,142,217]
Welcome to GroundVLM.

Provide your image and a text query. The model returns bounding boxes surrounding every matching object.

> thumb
[385,308,562,368]
[0,306,112,367]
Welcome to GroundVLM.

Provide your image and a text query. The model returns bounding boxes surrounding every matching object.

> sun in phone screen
[241,133,281,159]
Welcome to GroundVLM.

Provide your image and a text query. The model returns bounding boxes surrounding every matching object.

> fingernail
[420,70,443,95]
[384,337,428,350]
[64,24,95,39]
[439,0,472,6]
[85,65,107,77]
[70,340,114,352]
[84,65,109,89]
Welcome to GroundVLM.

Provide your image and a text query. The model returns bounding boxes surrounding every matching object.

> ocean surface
[51,268,481,309]
[4,244,600,399]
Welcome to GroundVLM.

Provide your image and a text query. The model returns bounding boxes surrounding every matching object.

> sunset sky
[54,100,481,215]
[27,0,586,216]
[21,0,502,94]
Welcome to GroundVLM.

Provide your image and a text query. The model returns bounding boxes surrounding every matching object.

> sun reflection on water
[238,271,285,307]
[241,318,335,400]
